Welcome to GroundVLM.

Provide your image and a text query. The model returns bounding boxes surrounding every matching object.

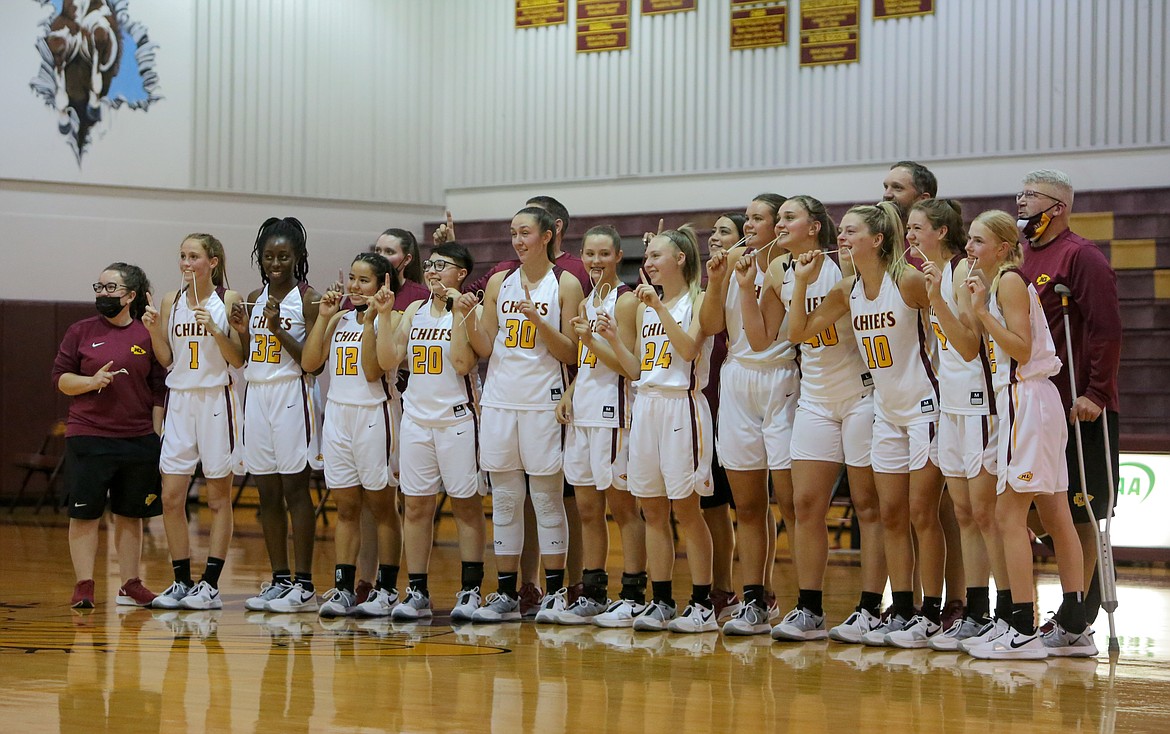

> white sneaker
[632,599,677,631]
[722,602,771,636]
[1041,619,1098,657]
[318,588,357,618]
[593,599,648,629]
[354,587,399,617]
[450,587,482,623]
[885,614,941,649]
[968,626,1048,660]
[862,613,911,646]
[556,596,608,625]
[266,583,319,613]
[151,581,192,610]
[929,616,986,651]
[771,607,828,641]
[245,580,292,612]
[179,581,222,610]
[960,617,1010,653]
[829,608,881,644]
[391,588,433,620]
[667,603,717,633]
[534,587,569,624]
[471,592,521,623]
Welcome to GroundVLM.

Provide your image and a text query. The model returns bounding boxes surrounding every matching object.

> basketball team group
[52,162,1122,662]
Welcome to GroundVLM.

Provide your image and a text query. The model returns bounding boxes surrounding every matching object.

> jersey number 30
[504,318,537,349]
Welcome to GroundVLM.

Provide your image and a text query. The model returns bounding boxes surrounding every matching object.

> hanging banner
[799,0,859,66]
[874,0,934,20]
[577,1,631,52]
[730,2,788,51]
[516,0,568,28]
[642,0,696,15]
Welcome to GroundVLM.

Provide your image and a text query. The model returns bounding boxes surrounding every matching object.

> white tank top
[724,259,797,366]
[481,267,566,410]
[781,259,873,403]
[849,272,939,425]
[243,284,309,383]
[989,274,1062,393]
[635,291,711,392]
[402,300,479,426]
[167,286,232,389]
[326,310,389,406]
[930,258,994,415]
[573,284,632,428]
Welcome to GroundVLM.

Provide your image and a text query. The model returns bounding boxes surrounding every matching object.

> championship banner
[730,2,787,51]
[799,0,859,66]
[642,0,696,15]
[577,1,630,53]
[516,0,568,28]
[874,0,934,20]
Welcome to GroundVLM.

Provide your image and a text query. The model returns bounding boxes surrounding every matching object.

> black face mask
[95,295,124,318]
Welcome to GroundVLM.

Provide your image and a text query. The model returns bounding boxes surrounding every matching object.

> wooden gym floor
[2,506,1170,733]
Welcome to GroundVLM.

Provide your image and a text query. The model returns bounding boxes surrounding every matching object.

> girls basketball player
[143,234,245,610]
[229,217,323,614]
[553,225,649,626]
[699,194,795,635]
[960,210,1093,659]
[300,254,402,617]
[465,207,584,622]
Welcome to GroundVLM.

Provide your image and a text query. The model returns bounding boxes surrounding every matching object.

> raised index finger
[657,218,665,235]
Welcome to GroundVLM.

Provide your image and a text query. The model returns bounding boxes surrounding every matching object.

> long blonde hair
[971,210,1022,294]
[657,225,702,301]
[183,233,229,288]
[846,201,907,281]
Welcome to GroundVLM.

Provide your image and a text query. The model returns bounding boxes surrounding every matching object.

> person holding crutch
[1015,169,1122,637]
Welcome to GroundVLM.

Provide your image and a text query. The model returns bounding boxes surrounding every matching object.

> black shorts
[1065,410,1120,524]
[700,443,735,510]
[64,435,163,520]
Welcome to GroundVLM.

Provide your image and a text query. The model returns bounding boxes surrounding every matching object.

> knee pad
[490,471,525,526]
[529,473,568,554]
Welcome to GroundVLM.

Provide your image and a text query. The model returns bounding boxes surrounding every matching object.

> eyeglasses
[92,282,127,294]
[1015,190,1064,205]
[422,260,456,272]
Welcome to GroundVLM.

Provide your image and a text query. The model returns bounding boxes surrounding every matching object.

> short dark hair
[890,161,938,198]
[432,242,474,282]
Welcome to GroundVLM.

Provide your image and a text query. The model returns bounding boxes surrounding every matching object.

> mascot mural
[29,0,162,164]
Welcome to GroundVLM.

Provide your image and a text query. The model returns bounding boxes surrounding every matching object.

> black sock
[966,586,990,622]
[294,572,314,592]
[621,572,647,604]
[921,596,943,624]
[744,584,766,609]
[273,570,292,586]
[1057,591,1088,634]
[1011,602,1036,635]
[583,568,608,604]
[173,558,193,586]
[461,562,485,591]
[892,591,915,619]
[691,584,712,608]
[497,573,518,597]
[335,564,356,593]
[408,573,429,595]
[376,564,399,591]
[545,569,565,593]
[651,580,674,605]
[202,557,226,588]
[858,591,883,616]
[995,589,1014,620]
[798,589,824,616]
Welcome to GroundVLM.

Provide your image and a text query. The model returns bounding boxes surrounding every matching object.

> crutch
[1054,284,1119,653]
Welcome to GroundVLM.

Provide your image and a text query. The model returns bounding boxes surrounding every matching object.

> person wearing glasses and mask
[1014,169,1122,632]
[52,264,168,609]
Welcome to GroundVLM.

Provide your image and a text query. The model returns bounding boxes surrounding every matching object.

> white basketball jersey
[930,258,994,415]
[326,310,389,406]
[573,284,632,428]
[481,267,567,410]
[989,274,1062,393]
[724,259,797,366]
[635,291,711,392]
[166,286,232,389]
[244,284,308,383]
[402,300,480,426]
[849,272,939,425]
[781,259,872,403]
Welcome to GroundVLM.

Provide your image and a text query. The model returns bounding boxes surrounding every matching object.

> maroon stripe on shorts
[223,386,236,453]
[382,401,393,464]
[300,377,312,448]
[1006,387,1017,466]
[981,415,990,451]
[979,344,997,416]
[610,427,619,465]
[687,395,699,473]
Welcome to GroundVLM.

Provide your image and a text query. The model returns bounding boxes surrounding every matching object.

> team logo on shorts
[618,474,627,480]
[1073,491,1094,508]
[1017,471,1033,482]
[603,406,615,419]
[131,345,146,355]
[145,493,157,505]
[1036,274,1052,286]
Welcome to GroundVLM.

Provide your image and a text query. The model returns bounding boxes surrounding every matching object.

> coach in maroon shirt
[1016,169,1122,620]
